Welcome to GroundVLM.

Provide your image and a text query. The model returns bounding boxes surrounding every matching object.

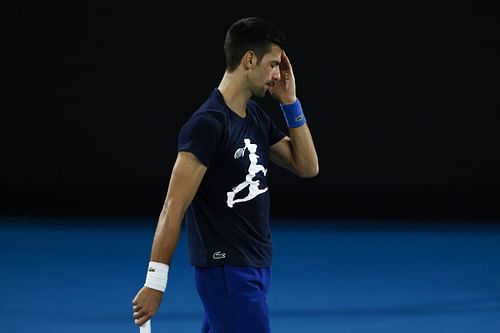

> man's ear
[243,51,256,69]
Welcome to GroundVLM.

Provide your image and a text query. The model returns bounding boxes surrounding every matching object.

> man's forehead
[264,45,283,61]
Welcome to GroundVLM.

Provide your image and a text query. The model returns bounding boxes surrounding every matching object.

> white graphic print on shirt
[226,138,268,208]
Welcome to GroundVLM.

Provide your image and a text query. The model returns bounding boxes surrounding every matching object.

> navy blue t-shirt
[178,88,286,268]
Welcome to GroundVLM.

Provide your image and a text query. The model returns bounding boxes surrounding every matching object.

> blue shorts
[194,265,271,333]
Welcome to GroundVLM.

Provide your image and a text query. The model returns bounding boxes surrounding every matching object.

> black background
[4,2,500,221]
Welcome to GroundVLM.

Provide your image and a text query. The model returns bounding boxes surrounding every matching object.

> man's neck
[218,71,251,118]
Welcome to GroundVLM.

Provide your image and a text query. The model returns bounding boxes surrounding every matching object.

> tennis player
[132,16,319,333]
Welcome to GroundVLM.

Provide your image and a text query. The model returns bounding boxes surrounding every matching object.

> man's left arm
[270,126,318,178]
[269,51,319,178]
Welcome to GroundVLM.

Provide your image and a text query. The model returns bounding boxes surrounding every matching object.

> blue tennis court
[2,218,500,332]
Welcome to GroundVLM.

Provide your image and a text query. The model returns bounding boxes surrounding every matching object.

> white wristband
[144,261,169,292]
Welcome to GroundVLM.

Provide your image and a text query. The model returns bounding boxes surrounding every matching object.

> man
[132,16,319,333]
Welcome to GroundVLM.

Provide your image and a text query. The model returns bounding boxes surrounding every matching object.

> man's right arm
[132,151,207,326]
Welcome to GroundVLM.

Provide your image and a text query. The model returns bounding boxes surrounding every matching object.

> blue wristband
[280,99,306,128]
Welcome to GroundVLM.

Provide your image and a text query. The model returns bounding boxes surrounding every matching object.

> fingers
[133,305,152,326]
[133,304,142,314]
[132,287,163,326]
[133,310,146,320]
[280,51,292,71]
[132,304,144,319]
[132,297,150,326]
[135,314,151,326]
[280,51,294,90]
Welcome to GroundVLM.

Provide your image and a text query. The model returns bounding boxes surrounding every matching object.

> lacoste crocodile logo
[212,251,226,260]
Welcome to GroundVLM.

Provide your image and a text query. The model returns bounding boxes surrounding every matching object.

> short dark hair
[224,17,287,72]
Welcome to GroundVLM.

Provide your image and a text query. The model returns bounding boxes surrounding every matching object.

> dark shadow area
[5,2,500,223]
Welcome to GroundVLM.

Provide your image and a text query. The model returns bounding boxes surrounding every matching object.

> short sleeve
[269,119,286,146]
[178,113,222,167]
